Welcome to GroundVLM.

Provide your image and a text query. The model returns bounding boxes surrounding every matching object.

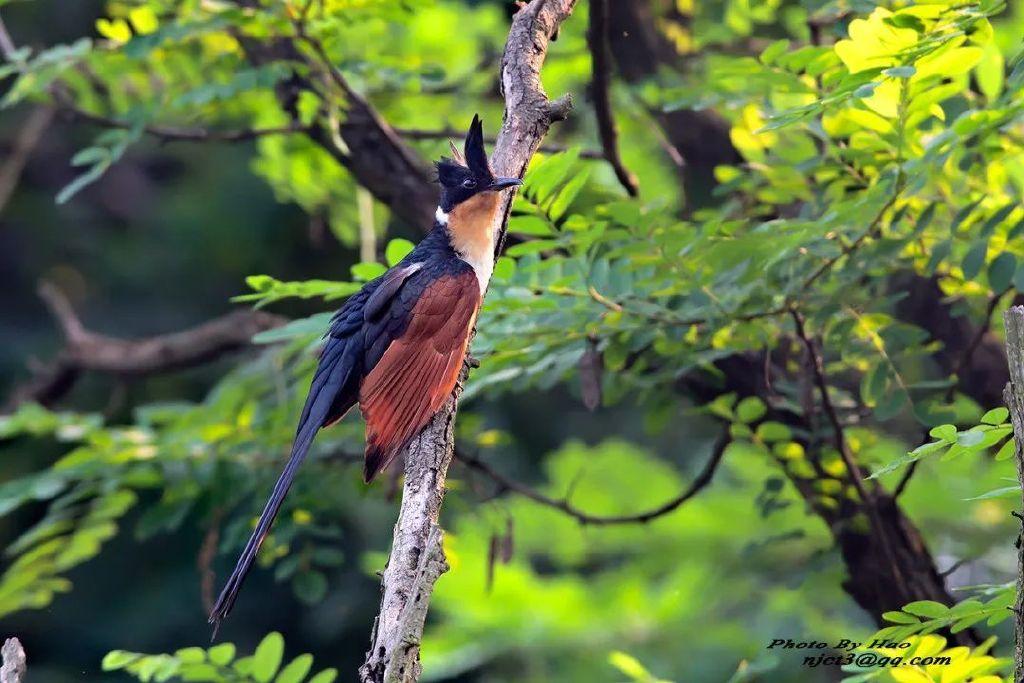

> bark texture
[0,638,25,683]
[357,2,579,681]
[1001,305,1024,683]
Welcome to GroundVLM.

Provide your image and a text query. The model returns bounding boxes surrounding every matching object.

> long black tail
[208,339,355,637]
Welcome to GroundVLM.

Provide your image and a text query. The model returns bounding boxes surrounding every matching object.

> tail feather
[208,339,354,636]
[363,444,392,484]
[208,422,319,637]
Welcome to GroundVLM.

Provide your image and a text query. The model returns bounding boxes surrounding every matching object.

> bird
[208,115,521,635]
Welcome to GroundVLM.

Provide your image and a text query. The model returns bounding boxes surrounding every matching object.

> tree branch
[1000,306,1024,681]
[0,638,26,683]
[0,105,54,214]
[56,97,310,142]
[358,2,579,681]
[4,283,285,411]
[789,308,909,598]
[456,431,729,525]
[586,0,639,196]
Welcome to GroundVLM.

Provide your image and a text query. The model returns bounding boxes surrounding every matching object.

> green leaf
[759,39,790,65]
[251,313,332,345]
[493,256,516,281]
[292,570,328,605]
[995,439,1016,461]
[385,239,415,267]
[964,485,1020,501]
[175,648,206,664]
[251,632,285,683]
[881,611,919,624]
[275,654,313,683]
[981,407,1009,425]
[351,262,387,282]
[102,650,141,671]
[961,240,988,280]
[207,643,235,666]
[735,397,766,424]
[929,424,957,442]
[307,669,338,683]
[901,600,948,618]
[180,663,221,681]
[509,215,553,236]
[982,203,1016,236]
[883,66,915,78]
[755,422,791,442]
[957,430,985,447]
[988,252,1016,292]
[860,363,888,408]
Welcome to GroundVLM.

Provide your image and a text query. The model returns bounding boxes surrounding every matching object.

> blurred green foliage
[3,0,1024,681]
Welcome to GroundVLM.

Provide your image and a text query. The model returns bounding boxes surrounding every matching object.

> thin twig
[586,0,639,196]
[197,508,225,615]
[0,14,17,60]
[0,105,55,214]
[802,184,903,291]
[949,288,1011,394]
[456,431,730,526]
[789,308,909,596]
[893,459,919,499]
[58,99,310,142]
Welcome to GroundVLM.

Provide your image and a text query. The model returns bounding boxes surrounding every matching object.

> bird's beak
[489,177,523,191]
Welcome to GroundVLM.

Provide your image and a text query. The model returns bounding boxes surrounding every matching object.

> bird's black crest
[435,156,467,186]
[433,114,499,212]
[463,114,489,176]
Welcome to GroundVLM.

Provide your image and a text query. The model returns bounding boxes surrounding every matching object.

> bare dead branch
[456,431,730,526]
[586,0,639,196]
[358,2,579,681]
[4,283,285,410]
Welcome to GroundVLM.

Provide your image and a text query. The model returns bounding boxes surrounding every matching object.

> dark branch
[456,431,730,525]
[789,308,909,596]
[586,0,639,196]
[950,288,1011,392]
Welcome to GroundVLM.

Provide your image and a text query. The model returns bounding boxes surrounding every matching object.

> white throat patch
[435,206,449,225]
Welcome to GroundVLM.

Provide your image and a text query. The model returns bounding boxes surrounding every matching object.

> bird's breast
[445,192,499,292]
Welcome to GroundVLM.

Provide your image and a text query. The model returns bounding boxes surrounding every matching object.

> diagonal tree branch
[232,23,440,230]
[358,2,578,681]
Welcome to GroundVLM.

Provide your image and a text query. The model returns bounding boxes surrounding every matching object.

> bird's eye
[461,178,477,189]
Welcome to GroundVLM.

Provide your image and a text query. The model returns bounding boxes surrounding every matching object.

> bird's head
[435,115,522,213]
